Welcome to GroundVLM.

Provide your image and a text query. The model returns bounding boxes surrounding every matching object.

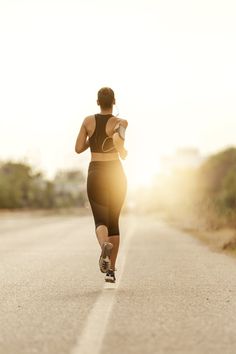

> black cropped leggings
[87,160,127,236]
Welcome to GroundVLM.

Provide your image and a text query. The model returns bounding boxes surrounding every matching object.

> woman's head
[97,87,115,109]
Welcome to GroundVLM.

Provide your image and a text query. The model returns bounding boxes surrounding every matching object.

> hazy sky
[1,0,236,186]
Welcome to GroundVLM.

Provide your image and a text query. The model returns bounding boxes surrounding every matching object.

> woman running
[75,87,128,283]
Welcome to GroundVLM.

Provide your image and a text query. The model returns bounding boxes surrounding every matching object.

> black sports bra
[89,114,117,153]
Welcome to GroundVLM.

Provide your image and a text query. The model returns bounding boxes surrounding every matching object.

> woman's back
[88,114,117,153]
[85,114,119,140]
[83,114,126,161]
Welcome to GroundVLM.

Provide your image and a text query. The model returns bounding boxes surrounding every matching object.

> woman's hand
[119,147,128,160]
[112,132,128,159]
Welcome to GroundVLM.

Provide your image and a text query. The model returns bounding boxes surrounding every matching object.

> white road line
[70,219,135,354]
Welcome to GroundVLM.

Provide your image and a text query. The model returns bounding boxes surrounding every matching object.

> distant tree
[221,168,236,207]
[194,147,236,226]
[0,161,87,210]
[0,162,33,208]
[198,148,236,194]
[54,169,87,207]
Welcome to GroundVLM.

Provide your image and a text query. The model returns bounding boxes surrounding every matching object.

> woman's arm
[112,119,128,160]
[75,118,90,154]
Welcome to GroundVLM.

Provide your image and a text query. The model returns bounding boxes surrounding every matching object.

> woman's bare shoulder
[83,115,94,123]
[82,115,95,128]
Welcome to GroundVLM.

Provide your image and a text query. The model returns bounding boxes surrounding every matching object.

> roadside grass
[0,207,91,218]
[182,226,236,259]
[163,210,236,260]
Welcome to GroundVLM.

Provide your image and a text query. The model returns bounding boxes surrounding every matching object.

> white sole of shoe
[99,242,113,273]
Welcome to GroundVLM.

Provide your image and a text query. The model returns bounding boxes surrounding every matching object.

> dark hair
[97,87,115,109]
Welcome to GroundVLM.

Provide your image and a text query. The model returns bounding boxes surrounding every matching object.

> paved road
[0,213,236,354]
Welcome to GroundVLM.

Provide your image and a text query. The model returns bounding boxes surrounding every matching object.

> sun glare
[125,152,160,189]
[1,0,236,182]
[136,170,154,187]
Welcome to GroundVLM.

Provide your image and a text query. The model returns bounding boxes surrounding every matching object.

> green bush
[0,161,87,209]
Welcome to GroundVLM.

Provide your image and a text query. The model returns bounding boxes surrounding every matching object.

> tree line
[1,147,236,230]
[0,162,87,209]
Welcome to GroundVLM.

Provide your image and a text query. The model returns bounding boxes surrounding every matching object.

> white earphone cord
[101,107,120,152]
[101,137,116,153]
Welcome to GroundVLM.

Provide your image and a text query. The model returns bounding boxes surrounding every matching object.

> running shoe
[99,242,113,273]
[105,269,116,283]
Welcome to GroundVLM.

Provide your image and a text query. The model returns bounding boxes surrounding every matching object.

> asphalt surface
[0,212,236,354]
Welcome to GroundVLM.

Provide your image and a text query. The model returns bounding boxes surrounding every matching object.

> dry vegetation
[133,147,236,256]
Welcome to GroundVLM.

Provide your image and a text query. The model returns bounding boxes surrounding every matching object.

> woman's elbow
[75,145,82,154]
[123,119,128,128]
